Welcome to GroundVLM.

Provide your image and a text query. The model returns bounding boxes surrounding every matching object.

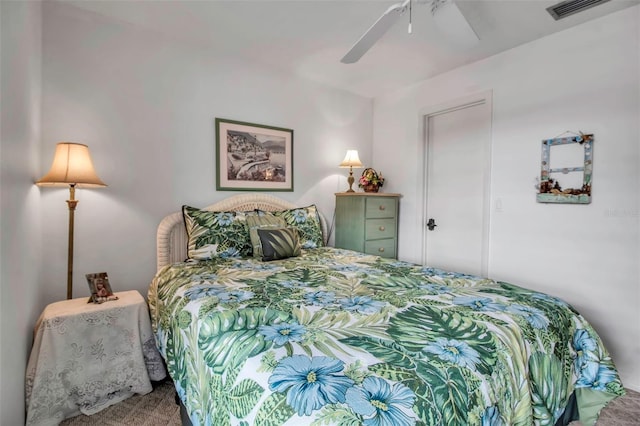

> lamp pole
[66,184,78,299]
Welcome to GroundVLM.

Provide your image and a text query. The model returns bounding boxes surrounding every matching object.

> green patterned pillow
[182,206,251,260]
[270,205,324,249]
[256,227,301,261]
[246,211,287,259]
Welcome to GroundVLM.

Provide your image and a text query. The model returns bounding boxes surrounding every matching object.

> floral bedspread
[148,247,624,426]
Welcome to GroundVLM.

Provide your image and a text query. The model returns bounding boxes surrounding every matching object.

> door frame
[418,91,493,276]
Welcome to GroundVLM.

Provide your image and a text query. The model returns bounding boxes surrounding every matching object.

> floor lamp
[339,150,363,192]
[37,142,106,299]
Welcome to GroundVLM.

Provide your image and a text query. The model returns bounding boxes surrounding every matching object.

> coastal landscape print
[216,118,293,191]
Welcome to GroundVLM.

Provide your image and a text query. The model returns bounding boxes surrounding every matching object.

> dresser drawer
[365,197,397,218]
[365,239,396,258]
[365,218,396,240]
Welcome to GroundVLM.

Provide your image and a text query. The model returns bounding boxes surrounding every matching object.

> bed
[148,194,624,426]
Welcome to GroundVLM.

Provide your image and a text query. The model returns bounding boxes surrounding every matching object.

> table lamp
[339,150,363,192]
[37,142,107,299]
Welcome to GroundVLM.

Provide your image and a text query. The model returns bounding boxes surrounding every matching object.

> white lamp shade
[339,150,363,168]
[37,142,106,187]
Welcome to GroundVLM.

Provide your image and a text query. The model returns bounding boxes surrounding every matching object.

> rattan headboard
[156,193,328,271]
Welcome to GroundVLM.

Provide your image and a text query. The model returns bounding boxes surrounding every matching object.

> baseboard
[625,384,640,393]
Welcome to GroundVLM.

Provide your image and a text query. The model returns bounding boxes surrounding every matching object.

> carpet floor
[60,380,640,425]
[60,380,180,426]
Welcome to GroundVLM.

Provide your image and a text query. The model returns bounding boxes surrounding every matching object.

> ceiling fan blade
[341,0,410,64]
[432,0,479,47]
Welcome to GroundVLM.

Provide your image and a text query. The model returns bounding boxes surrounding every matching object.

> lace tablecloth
[25,290,167,426]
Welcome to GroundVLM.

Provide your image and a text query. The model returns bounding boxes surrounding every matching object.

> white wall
[5,3,635,423]
[373,6,640,390]
[0,1,43,424]
[40,1,373,303]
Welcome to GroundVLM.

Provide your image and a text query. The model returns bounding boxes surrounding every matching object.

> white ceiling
[58,0,639,98]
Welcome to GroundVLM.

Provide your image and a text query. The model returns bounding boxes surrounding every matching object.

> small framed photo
[215,118,294,191]
[86,272,118,304]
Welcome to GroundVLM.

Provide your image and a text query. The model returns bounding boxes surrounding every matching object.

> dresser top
[335,192,401,197]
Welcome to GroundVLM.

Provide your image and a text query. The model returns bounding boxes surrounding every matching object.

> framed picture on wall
[85,272,118,304]
[537,133,593,204]
[215,118,293,191]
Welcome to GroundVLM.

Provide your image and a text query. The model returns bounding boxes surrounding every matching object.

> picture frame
[85,272,118,304]
[537,133,593,204]
[216,118,293,191]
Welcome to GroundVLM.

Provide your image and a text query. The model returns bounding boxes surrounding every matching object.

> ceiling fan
[341,0,479,64]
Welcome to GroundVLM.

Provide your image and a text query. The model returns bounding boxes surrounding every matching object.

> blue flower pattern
[301,240,318,249]
[421,267,477,280]
[215,212,235,226]
[453,296,504,312]
[573,329,598,371]
[572,328,616,390]
[269,355,354,416]
[219,247,240,258]
[184,284,226,300]
[345,376,416,426]
[532,292,569,307]
[423,337,481,371]
[507,304,550,329]
[481,406,504,426]
[190,273,219,283]
[280,279,306,289]
[304,291,336,306]
[292,209,307,224]
[216,290,254,303]
[339,296,386,314]
[259,322,306,346]
[576,361,617,390]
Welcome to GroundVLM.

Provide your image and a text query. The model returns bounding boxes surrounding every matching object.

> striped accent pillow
[256,227,301,261]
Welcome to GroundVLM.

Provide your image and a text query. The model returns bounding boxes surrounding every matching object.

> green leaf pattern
[148,247,624,425]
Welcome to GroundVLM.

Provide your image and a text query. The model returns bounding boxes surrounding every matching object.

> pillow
[270,205,324,249]
[182,206,252,260]
[246,211,287,259]
[256,227,301,261]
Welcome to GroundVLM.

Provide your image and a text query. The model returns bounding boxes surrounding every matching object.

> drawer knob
[379,226,385,231]
[378,247,385,252]
[379,205,386,211]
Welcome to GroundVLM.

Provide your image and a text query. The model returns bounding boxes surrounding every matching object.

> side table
[25,290,167,426]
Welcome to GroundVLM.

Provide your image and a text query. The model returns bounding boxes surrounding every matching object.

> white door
[422,94,492,276]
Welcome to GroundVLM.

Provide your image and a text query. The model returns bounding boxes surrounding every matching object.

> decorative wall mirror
[537,133,593,204]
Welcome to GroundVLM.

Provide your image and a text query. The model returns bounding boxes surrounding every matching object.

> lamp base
[346,172,356,192]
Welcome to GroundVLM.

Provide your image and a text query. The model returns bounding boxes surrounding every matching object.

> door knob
[427,218,437,231]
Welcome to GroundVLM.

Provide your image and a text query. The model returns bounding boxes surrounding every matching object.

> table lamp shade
[339,150,363,168]
[37,143,106,187]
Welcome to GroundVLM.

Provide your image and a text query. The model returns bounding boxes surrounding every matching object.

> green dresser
[335,193,401,259]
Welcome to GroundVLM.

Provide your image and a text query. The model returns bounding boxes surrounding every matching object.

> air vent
[546,0,611,20]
